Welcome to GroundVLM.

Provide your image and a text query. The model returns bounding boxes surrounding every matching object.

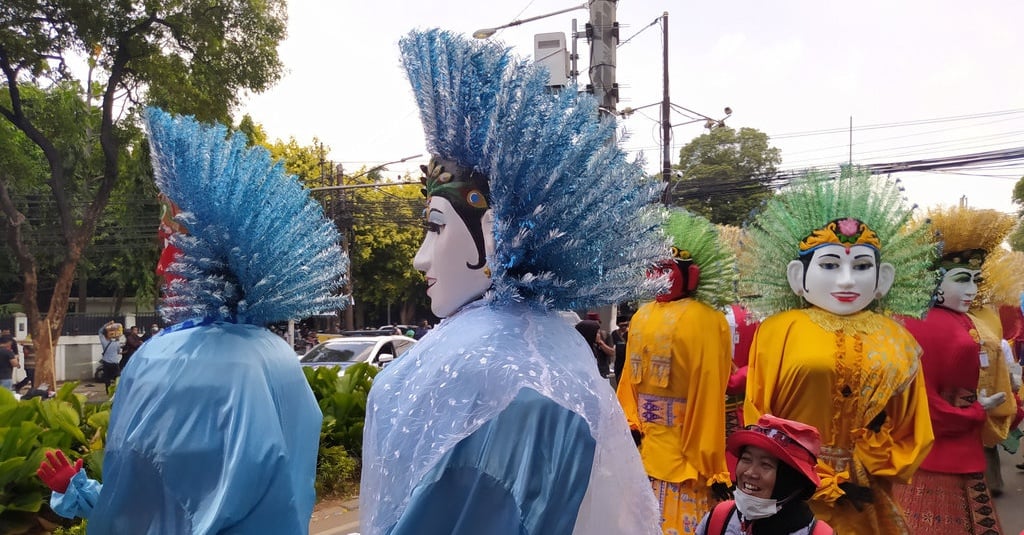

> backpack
[705,500,833,535]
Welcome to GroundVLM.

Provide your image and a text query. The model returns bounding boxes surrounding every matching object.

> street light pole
[660,11,672,206]
[472,3,588,39]
[308,153,423,192]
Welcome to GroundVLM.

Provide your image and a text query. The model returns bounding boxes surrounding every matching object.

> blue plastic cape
[51,322,322,534]
[360,301,659,535]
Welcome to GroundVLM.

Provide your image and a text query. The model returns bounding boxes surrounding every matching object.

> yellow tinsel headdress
[982,250,1024,307]
[927,206,1019,308]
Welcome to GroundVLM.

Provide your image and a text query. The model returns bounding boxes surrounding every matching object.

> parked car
[299,334,417,375]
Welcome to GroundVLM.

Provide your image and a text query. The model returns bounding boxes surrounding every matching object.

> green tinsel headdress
[739,166,936,318]
[664,209,737,307]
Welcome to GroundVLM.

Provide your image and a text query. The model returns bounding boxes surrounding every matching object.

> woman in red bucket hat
[697,414,833,535]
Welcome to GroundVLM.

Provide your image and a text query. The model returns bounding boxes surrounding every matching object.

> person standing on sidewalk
[98,322,121,392]
[0,335,18,391]
[13,342,34,392]
[740,168,935,534]
[119,325,144,370]
[892,206,1020,533]
[616,209,737,534]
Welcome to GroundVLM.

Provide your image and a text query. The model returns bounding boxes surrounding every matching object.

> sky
[238,0,1024,215]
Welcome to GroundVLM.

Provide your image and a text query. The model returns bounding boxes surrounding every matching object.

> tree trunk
[400,301,416,325]
[31,252,80,388]
[28,318,60,391]
[113,288,123,316]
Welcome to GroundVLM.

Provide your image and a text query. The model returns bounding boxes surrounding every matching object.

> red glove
[37,450,82,494]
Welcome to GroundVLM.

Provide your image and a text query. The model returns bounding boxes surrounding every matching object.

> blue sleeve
[49,469,101,520]
[388,388,597,535]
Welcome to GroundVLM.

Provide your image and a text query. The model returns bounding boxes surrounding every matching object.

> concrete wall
[12,312,144,382]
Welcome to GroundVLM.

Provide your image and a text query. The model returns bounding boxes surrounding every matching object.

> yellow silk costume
[969,306,1017,447]
[744,307,934,535]
[617,298,732,535]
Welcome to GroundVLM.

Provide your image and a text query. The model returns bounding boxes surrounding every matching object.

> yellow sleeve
[615,335,641,433]
[853,363,933,482]
[743,315,784,428]
[972,307,1018,446]
[680,304,732,485]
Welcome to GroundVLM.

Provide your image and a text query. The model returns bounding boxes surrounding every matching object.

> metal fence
[0,313,165,337]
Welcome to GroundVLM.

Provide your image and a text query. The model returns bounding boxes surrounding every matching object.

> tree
[669,126,782,225]
[0,0,287,388]
[1008,175,1024,251]
[348,177,428,327]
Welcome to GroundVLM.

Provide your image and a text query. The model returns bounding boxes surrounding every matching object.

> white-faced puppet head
[413,157,494,318]
[933,248,986,314]
[786,218,894,316]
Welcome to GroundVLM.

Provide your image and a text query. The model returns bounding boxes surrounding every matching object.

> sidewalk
[66,380,111,403]
[309,496,360,535]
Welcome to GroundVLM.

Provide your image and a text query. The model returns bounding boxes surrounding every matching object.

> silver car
[299,335,416,374]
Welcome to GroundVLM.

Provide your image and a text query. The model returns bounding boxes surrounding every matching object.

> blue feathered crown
[145,108,348,326]
[401,29,668,310]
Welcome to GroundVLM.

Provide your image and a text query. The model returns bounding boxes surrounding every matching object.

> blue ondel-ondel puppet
[359,29,668,535]
[35,108,348,534]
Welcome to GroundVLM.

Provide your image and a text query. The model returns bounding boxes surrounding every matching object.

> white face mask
[937,267,981,313]
[413,198,494,318]
[787,244,895,316]
[733,489,781,520]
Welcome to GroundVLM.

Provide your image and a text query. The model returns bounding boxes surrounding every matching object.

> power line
[769,109,1024,139]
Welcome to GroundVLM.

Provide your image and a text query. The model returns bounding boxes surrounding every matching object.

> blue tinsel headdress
[400,29,668,311]
[145,108,348,326]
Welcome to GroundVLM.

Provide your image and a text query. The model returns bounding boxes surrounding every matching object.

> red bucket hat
[727,414,821,487]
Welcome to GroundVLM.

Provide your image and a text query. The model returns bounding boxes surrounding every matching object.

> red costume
[900,308,986,473]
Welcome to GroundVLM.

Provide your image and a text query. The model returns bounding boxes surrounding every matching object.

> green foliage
[304,363,378,498]
[349,179,429,317]
[266,137,330,186]
[0,0,290,386]
[671,126,782,226]
[0,0,288,123]
[1012,175,1024,217]
[304,363,377,458]
[1010,176,1024,252]
[315,445,359,498]
[53,522,88,535]
[1009,222,1024,252]
[0,383,110,534]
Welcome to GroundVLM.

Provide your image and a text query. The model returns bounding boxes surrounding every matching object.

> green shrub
[303,363,376,458]
[53,520,87,534]
[303,363,377,497]
[315,445,359,497]
[0,383,109,534]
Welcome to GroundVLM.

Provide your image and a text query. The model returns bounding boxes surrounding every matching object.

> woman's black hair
[770,460,816,502]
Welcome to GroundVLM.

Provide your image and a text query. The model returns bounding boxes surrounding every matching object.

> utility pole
[660,12,671,206]
[587,0,618,117]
